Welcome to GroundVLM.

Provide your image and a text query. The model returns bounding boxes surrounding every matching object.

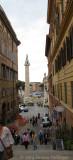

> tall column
[24,55,30,102]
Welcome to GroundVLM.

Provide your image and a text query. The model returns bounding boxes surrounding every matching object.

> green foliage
[39,83,44,87]
[18,80,25,90]
[56,125,73,150]
[38,102,43,106]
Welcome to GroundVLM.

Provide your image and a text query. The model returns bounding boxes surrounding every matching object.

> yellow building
[46,0,73,130]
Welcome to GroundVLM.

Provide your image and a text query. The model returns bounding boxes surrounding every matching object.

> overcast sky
[2,0,49,82]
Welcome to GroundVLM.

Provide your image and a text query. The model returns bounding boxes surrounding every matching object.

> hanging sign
[53,106,64,112]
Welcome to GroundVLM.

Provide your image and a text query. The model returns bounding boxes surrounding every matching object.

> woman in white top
[0,120,14,160]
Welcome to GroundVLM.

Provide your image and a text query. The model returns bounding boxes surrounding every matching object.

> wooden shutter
[65,83,67,104]
[71,82,73,108]
[61,47,64,67]
[64,41,66,66]
[71,27,73,58]
[66,37,70,61]
[61,0,64,16]
[56,17,58,35]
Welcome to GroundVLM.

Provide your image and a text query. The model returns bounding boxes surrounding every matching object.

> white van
[42,117,52,127]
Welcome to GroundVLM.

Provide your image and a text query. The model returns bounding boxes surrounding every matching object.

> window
[56,17,58,35]
[6,67,10,80]
[65,83,67,104]
[58,10,60,28]
[70,27,73,58]
[63,41,66,66]
[53,64,54,76]
[61,0,64,16]
[66,37,71,61]
[1,64,6,79]
[71,82,73,108]
[10,69,13,81]
[57,84,59,99]
[53,85,55,96]
[1,43,5,55]
[61,84,62,100]
[2,88,6,97]
[7,103,10,111]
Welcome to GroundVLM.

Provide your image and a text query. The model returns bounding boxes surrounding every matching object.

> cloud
[2,0,48,82]
[17,18,48,82]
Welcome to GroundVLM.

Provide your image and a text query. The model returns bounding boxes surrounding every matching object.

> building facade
[46,0,73,130]
[0,6,20,124]
[30,82,42,92]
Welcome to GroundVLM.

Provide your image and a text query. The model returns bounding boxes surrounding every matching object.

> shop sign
[53,106,64,112]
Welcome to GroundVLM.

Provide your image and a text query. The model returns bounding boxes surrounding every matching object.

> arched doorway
[2,102,6,124]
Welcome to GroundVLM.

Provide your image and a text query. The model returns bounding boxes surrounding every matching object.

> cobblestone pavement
[8,105,73,160]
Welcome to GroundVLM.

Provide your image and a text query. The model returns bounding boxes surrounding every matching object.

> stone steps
[13,144,53,150]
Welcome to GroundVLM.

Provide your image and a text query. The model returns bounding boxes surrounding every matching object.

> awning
[53,106,64,112]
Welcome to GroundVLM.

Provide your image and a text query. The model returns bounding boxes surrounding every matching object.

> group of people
[30,116,38,126]
[22,130,37,150]
[39,130,50,145]
[22,128,51,150]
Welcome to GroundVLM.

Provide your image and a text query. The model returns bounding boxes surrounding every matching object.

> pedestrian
[11,128,16,139]
[32,116,35,126]
[44,133,48,145]
[39,131,43,144]
[32,131,37,150]
[35,116,38,125]
[30,117,32,123]
[23,132,29,149]
[0,120,14,160]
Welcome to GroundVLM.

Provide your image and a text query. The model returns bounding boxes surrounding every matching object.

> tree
[18,80,25,90]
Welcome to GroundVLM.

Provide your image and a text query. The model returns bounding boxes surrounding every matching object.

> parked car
[19,105,24,112]
[42,113,48,118]
[19,104,25,112]
[42,117,52,127]
[24,106,29,112]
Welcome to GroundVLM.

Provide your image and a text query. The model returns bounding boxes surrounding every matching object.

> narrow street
[10,105,73,160]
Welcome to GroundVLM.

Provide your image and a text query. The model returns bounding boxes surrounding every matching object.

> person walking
[32,116,35,126]
[23,132,29,149]
[32,131,37,150]
[0,120,14,160]
[35,116,38,125]
[44,133,48,145]
[39,131,43,145]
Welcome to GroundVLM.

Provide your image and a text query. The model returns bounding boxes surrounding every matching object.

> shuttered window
[57,84,59,99]
[2,88,6,97]
[71,82,73,108]
[66,37,71,61]
[58,10,60,28]
[1,64,6,79]
[56,17,58,35]
[61,84,62,100]
[1,43,5,55]
[53,85,55,96]
[65,83,67,104]
[53,64,54,76]
[6,67,10,80]
[70,27,73,58]
[60,50,62,69]
[61,47,64,67]
[61,0,64,16]
[63,41,66,66]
